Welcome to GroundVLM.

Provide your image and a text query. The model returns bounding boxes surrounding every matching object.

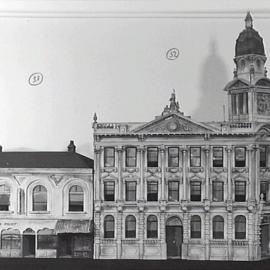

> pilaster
[138,206,145,259]
[203,146,210,200]
[226,146,232,201]
[160,145,165,201]
[204,212,210,260]
[94,146,102,201]
[116,208,123,259]
[181,147,188,201]
[117,146,123,201]
[138,146,145,201]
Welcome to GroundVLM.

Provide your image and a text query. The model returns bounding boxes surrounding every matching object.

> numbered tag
[29,73,43,86]
[166,48,179,60]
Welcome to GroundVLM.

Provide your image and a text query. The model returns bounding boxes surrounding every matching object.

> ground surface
[0,259,270,270]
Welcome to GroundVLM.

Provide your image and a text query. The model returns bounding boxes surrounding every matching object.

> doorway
[166,216,183,259]
[261,215,270,257]
[23,229,35,257]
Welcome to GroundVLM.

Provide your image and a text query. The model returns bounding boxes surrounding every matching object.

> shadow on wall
[192,39,230,122]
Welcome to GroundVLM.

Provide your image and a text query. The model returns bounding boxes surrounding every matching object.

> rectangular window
[147,147,158,167]
[260,146,267,168]
[212,181,224,202]
[168,181,179,201]
[126,147,137,167]
[235,181,246,202]
[190,147,201,167]
[125,181,136,201]
[235,147,246,167]
[239,93,244,114]
[104,181,115,201]
[168,147,179,167]
[260,182,268,201]
[37,235,57,249]
[213,147,223,167]
[190,181,201,201]
[104,147,115,167]
[147,181,158,201]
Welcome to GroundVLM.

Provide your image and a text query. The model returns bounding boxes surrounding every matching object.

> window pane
[235,216,246,239]
[232,94,237,115]
[69,185,84,212]
[213,147,223,167]
[190,182,201,201]
[125,216,136,238]
[235,181,246,202]
[213,216,224,239]
[147,182,158,201]
[260,182,268,201]
[104,147,115,167]
[37,235,57,249]
[191,216,201,238]
[0,185,10,211]
[235,147,246,167]
[147,216,158,238]
[147,147,158,167]
[104,216,114,238]
[190,147,201,167]
[33,185,47,211]
[212,181,224,202]
[126,182,136,201]
[104,182,115,201]
[168,147,179,167]
[126,147,137,167]
[168,181,179,201]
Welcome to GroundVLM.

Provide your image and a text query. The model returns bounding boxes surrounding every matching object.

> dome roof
[235,12,265,57]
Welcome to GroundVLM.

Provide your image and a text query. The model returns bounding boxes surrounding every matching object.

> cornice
[1,1,270,18]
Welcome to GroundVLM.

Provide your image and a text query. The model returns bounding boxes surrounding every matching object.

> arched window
[0,185,10,211]
[69,185,84,212]
[147,215,158,238]
[104,215,114,238]
[235,215,246,239]
[191,215,201,238]
[33,185,47,211]
[213,216,224,239]
[125,215,136,238]
[1,229,21,249]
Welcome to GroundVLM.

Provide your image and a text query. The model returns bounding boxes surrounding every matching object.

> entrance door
[23,235,35,257]
[166,217,183,259]
[57,234,72,257]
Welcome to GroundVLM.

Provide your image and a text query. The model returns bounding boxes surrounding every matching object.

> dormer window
[231,93,248,115]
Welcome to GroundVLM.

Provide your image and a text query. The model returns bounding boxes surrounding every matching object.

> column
[181,147,188,201]
[204,212,210,260]
[182,212,189,259]
[160,145,165,201]
[138,207,145,259]
[254,145,260,202]
[160,212,166,259]
[116,209,123,259]
[203,147,210,200]
[248,211,255,260]
[94,211,101,259]
[138,147,145,201]
[117,146,123,201]
[94,146,102,201]
[227,212,233,260]
[247,145,255,201]
[226,146,232,201]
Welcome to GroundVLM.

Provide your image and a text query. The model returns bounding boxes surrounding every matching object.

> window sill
[0,211,14,214]
[66,211,87,214]
[29,211,51,214]
[189,167,204,173]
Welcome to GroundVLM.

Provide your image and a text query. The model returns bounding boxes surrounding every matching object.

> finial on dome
[93,112,97,123]
[245,11,253,29]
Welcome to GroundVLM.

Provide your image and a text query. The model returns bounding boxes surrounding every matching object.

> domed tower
[225,12,270,123]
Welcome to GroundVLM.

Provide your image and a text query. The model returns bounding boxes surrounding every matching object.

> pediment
[224,79,249,91]
[255,78,270,87]
[132,113,216,134]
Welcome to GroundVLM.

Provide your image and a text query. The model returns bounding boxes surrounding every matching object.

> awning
[55,219,93,234]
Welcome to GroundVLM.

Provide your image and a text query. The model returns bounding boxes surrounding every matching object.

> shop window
[235,181,246,202]
[104,181,115,201]
[191,215,201,239]
[125,181,136,201]
[69,185,84,212]
[33,185,47,211]
[126,147,137,167]
[0,185,10,211]
[168,147,179,167]
[37,228,57,249]
[125,215,136,238]
[235,147,246,167]
[104,215,114,238]
[168,181,179,201]
[147,181,158,201]
[212,181,224,202]
[147,147,158,167]
[235,215,246,239]
[104,147,115,167]
[260,146,267,167]
[213,147,223,167]
[1,229,21,249]
[190,147,201,167]
[213,216,224,239]
[147,215,158,238]
[190,181,201,201]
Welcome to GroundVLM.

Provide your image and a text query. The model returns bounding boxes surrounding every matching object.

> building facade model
[0,141,94,258]
[92,13,270,260]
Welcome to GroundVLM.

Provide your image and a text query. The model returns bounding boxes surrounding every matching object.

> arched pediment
[255,78,270,87]
[166,216,182,226]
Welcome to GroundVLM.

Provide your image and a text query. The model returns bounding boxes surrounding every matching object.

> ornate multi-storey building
[93,13,270,261]
[0,141,94,258]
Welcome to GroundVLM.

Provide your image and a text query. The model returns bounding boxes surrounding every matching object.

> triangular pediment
[132,113,217,134]
[224,78,249,91]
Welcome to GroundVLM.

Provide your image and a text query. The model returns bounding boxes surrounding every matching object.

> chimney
[67,140,76,153]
